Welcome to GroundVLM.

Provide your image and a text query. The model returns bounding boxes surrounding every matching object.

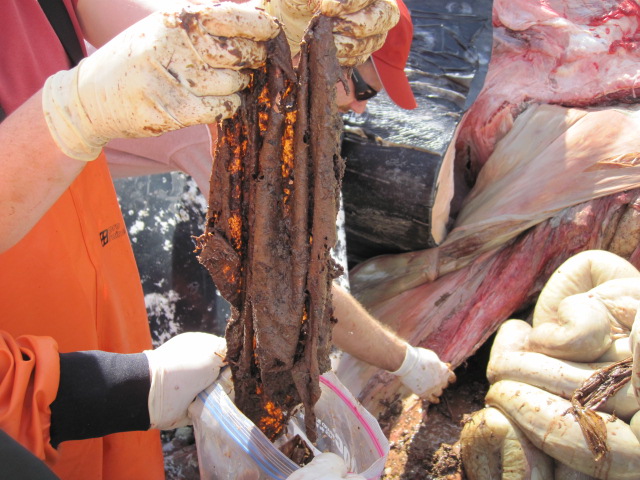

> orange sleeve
[0,331,60,465]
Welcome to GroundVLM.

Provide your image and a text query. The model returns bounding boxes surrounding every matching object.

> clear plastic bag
[189,370,389,480]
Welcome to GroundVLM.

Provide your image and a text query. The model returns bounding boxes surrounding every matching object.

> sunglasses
[351,67,378,102]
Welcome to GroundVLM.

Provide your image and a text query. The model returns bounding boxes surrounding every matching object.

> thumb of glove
[144,332,226,430]
[263,0,321,56]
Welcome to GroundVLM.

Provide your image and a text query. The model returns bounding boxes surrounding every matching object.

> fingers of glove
[395,346,456,398]
[68,7,267,146]
[334,33,386,66]
[447,365,457,384]
[161,53,251,96]
[272,0,322,22]
[331,0,400,37]
[146,333,227,430]
[286,452,362,480]
[264,0,318,57]
[182,25,270,70]
[320,0,375,17]
[125,72,242,133]
[182,93,242,124]
[174,3,280,42]
[154,331,227,365]
[426,366,456,402]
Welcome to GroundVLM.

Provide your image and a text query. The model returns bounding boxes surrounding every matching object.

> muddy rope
[565,356,633,461]
[195,16,344,442]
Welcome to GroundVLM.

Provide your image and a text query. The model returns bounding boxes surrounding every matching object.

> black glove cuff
[49,351,151,448]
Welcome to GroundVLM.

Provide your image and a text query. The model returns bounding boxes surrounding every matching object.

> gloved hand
[42,3,279,161]
[391,345,456,403]
[260,0,400,64]
[286,452,365,479]
[144,332,227,430]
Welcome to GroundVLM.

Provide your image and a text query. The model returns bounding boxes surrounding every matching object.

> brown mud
[380,339,491,480]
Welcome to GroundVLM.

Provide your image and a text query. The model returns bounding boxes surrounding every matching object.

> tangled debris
[196,16,344,442]
[567,356,633,461]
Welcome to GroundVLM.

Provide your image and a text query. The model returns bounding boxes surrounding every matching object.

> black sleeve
[49,351,151,448]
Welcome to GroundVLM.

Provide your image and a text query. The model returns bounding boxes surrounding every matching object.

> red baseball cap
[372,0,417,110]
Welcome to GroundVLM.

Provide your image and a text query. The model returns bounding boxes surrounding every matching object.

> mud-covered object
[113,0,495,364]
[196,18,343,441]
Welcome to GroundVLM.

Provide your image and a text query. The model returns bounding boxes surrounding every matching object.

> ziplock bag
[189,369,389,480]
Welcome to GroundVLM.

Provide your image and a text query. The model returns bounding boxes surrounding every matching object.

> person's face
[336,59,383,114]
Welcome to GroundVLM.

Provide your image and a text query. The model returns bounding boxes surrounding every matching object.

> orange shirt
[0,154,165,479]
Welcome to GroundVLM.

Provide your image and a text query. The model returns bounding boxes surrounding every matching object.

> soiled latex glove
[391,345,456,403]
[42,3,279,161]
[144,332,226,430]
[286,452,365,479]
[260,0,399,64]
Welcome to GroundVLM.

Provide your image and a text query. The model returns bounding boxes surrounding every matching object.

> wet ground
[379,339,491,479]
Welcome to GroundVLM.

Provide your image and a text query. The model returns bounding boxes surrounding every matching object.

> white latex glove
[259,0,400,64]
[144,332,227,430]
[391,345,456,403]
[42,3,279,161]
[286,452,365,480]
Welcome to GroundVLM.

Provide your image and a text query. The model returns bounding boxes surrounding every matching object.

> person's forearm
[76,0,249,49]
[331,284,407,372]
[76,0,193,47]
[0,92,85,253]
[49,351,151,447]
[76,0,166,47]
